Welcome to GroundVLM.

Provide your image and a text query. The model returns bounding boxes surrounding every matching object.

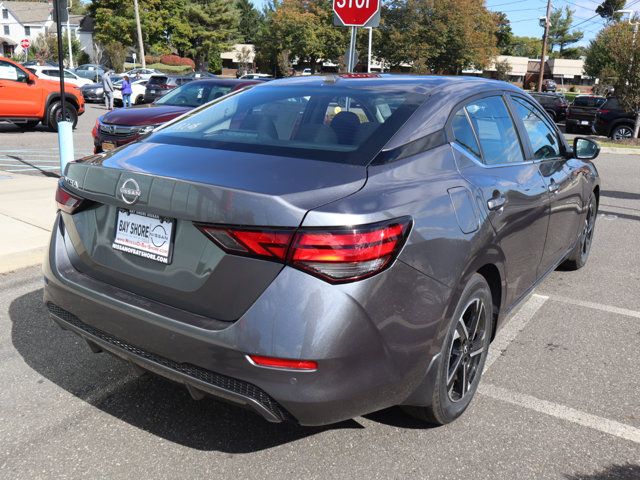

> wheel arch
[608,119,634,138]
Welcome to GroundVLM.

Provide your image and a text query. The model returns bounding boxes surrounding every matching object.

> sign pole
[367,27,372,73]
[347,26,357,72]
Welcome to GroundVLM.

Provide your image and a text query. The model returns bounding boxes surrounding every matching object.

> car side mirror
[573,137,600,160]
[27,73,36,85]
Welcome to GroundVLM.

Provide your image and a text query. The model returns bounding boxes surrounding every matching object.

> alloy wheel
[612,126,633,140]
[447,298,487,402]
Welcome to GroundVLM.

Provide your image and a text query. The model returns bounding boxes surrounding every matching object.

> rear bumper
[566,118,594,127]
[43,214,450,425]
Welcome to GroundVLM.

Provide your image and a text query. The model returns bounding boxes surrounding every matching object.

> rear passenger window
[511,97,560,159]
[464,96,524,165]
[451,109,481,158]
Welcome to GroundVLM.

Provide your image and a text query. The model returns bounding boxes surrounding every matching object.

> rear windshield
[573,96,606,108]
[148,76,168,85]
[156,81,235,107]
[150,85,426,165]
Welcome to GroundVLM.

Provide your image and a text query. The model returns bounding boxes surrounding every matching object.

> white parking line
[479,384,640,445]
[484,293,549,373]
[547,295,640,320]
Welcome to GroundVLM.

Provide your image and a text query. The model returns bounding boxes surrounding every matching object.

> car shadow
[601,190,640,201]
[564,463,640,480]
[9,288,365,453]
[1,154,59,178]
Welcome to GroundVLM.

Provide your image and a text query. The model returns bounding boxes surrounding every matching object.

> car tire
[610,125,634,140]
[135,95,144,105]
[403,273,493,425]
[16,120,39,130]
[561,193,597,270]
[47,102,78,132]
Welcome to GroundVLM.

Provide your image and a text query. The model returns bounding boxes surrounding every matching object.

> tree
[493,12,513,54]
[237,0,263,44]
[412,0,498,74]
[504,36,541,58]
[585,22,640,137]
[183,0,239,71]
[596,0,625,23]
[548,7,584,55]
[30,32,83,67]
[494,58,512,81]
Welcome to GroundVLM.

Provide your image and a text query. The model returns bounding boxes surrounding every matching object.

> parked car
[22,60,58,67]
[113,78,148,106]
[239,73,273,80]
[528,92,568,122]
[593,97,636,140]
[26,65,93,87]
[302,68,312,76]
[187,71,217,79]
[565,95,607,133]
[80,75,122,103]
[47,75,600,427]
[94,78,259,153]
[541,79,557,92]
[73,64,106,82]
[143,74,193,103]
[0,56,85,130]
[121,68,160,81]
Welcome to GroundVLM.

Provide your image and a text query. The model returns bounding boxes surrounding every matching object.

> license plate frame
[112,209,175,264]
[580,120,590,126]
[102,141,116,151]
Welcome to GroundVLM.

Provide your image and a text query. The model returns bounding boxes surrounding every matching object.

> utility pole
[133,0,146,68]
[66,0,73,69]
[537,0,552,92]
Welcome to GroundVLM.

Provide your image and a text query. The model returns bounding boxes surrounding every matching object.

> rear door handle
[487,194,506,211]
[548,180,560,193]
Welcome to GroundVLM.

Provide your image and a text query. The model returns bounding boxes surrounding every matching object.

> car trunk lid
[60,141,367,321]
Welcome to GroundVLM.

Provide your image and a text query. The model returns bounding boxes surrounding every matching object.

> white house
[0,0,52,56]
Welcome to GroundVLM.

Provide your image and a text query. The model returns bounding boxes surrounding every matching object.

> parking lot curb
[0,247,45,275]
[598,146,640,155]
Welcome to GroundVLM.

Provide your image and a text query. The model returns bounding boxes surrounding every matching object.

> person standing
[121,75,133,108]
[102,70,114,110]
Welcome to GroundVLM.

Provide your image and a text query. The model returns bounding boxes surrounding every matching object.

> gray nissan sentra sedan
[45,74,600,426]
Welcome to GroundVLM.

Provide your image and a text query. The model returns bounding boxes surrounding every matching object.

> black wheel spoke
[447,353,463,387]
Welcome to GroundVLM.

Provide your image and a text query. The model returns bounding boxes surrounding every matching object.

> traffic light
[52,0,68,24]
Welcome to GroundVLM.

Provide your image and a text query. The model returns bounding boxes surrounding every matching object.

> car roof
[183,78,261,87]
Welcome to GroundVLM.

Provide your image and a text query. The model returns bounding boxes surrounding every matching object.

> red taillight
[196,218,411,283]
[196,226,293,261]
[91,118,99,138]
[247,355,317,371]
[55,183,84,214]
[598,109,610,115]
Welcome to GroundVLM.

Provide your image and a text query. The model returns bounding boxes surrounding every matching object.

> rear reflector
[196,218,411,283]
[55,183,84,214]
[247,355,317,371]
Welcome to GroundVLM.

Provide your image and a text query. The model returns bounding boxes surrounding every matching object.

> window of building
[2,9,8,20]
[3,25,9,35]
[24,26,30,36]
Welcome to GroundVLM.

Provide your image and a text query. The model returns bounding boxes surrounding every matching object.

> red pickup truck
[0,56,85,131]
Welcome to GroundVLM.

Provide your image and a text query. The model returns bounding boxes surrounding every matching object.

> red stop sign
[333,0,380,26]
[20,38,30,49]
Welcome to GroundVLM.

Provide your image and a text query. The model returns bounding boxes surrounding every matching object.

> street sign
[333,0,380,27]
[20,38,30,49]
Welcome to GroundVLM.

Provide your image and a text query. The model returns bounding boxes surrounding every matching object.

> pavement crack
[0,212,51,232]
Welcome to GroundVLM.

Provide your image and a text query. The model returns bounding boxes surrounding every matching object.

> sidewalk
[0,173,58,274]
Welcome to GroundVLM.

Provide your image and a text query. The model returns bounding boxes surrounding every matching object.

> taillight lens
[91,118,99,138]
[55,183,84,214]
[196,218,412,283]
[598,109,610,115]
[247,355,317,371]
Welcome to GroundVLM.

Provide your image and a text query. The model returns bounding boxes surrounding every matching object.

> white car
[113,78,148,105]
[239,73,273,80]
[302,68,312,76]
[121,68,160,81]
[26,66,93,87]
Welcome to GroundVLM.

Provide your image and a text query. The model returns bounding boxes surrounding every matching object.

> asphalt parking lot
[0,126,639,479]
[0,103,103,177]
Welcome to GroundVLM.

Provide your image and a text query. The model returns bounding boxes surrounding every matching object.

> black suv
[593,97,636,139]
[529,92,568,122]
[565,95,607,133]
[144,75,193,103]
